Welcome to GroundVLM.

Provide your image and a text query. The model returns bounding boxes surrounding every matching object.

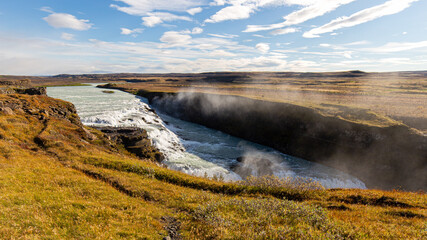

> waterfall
[47,84,367,189]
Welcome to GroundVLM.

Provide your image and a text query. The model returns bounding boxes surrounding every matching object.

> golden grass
[0,93,426,239]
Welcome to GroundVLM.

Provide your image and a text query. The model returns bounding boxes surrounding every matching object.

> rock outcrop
[94,126,164,162]
[0,95,81,124]
[0,87,47,96]
[14,87,47,95]
[0,79,46,96]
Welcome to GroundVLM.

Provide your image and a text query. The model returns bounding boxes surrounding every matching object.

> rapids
[47,84,366,189]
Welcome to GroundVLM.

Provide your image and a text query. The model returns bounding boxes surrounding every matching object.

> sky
[0,0,426,75]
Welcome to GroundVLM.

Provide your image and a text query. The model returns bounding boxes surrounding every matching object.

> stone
[0,107,14,115]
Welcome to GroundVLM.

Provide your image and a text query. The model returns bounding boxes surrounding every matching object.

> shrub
[239,175,324,191]
[192,197,351,239]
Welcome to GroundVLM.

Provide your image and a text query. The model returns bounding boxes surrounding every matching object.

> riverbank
[99,83,426,191]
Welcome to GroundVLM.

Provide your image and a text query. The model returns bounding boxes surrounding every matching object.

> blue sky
[0,0,426,75]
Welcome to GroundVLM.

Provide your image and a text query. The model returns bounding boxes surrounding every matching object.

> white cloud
[364,41,427,53]
[344,40,370,46]
[187,7,203,15]
[43,13,93,31]
[40,6,54,13]
[61,33,75,40]
[210,0,226,6]
[191,27,203,34]
[180,27,204,35]
[208,33,238,38]
[303,0,419,38]
[316,43,347,50]
[253,34,269,38]
[255,43,270,53]
[282,0,355,25]
[205,4,255,23]
[0,36,318,74]
[3,34,427,75]
[208,49,236,57]
[111,0,205,16]
[142,12,191,27]
[191,37,245,51]
[294,50,354,59]
[244,0,355,32]
[160,31,192,46]
[270,27,298,36]
[120,28,143,35]
[205,0,311,24]
[121,28,132,35]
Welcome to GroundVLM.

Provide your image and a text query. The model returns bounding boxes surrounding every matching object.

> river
[47,84,366,189]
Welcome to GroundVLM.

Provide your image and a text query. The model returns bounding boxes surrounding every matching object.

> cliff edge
[143,91,426,191]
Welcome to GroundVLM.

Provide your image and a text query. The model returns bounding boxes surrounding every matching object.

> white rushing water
[47,84,366,189]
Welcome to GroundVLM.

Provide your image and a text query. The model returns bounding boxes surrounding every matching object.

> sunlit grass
[0,93,426,239]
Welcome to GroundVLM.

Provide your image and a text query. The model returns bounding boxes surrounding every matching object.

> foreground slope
[0,93,426,239]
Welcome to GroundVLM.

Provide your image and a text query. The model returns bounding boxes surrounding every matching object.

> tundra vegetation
[0,90,426,239]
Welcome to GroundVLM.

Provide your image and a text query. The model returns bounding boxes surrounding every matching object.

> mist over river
[47,84,366,189]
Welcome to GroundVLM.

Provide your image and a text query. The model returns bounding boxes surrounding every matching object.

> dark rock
[102,90,115,94]
[94,126,164,162]
[14,87,47,96]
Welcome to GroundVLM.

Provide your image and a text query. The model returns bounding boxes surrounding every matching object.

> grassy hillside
[0,93,426,239]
